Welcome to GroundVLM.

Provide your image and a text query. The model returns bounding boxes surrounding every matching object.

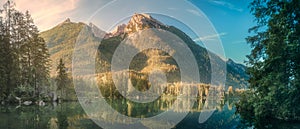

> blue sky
[188,0,254,64]
[2,0,254,64]
[85,0,254,64]
[156,0,254,64]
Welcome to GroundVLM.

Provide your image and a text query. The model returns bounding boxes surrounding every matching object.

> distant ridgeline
[40,14,249,98]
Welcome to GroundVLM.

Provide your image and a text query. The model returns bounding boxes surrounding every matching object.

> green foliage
[0,12,8,100]
[14,84,34,98]
[56,59,68,90]
[55,59,72,100]
[237,0,300,127]
[54,59,77,101]
[57,113,69,129]
[0,1,50,101]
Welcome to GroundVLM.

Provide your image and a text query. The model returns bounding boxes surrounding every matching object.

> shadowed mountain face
[40,20,87,76]
[40,13,248,89]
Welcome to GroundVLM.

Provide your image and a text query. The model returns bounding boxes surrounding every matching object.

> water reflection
[0,102,100,129]
[0,97,239,129]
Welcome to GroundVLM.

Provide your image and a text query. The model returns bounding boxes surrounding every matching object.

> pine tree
[19,11,50,97]
[0,12,8,100]
[56,59,69,100]
[0,0,19,99]
[0,1,51,100]
[237,0,300,125]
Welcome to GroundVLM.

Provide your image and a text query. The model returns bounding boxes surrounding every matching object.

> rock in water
[23,101,32,105]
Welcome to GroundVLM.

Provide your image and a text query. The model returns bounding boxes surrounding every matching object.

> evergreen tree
[0,12,8,99]
[237,0,300,126]
[0,1,51,100]
[0,0,19,99]
[56,59,69,100]
[19,11,50,97]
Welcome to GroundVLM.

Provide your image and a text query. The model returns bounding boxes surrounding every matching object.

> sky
[0,0,254,64]
[189,0,254,64]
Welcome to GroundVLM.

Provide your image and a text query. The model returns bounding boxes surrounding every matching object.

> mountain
[226,59,248,89]
[97,13,249,89]
[40,19,105,76]
[97,14,211,84]
[40,19,85,76]
[40,14,248,89]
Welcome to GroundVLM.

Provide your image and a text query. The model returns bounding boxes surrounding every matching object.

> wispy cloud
[210,0,243,12]
[186,9,203,17]
[12,0,80,31]
[193,32,227,42]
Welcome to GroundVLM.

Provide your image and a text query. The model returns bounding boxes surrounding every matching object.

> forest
[0,1,73,104]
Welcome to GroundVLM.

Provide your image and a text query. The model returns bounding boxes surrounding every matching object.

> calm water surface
[0,98,240,129]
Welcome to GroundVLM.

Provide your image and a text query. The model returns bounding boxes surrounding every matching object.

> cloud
[193,32,227,42]
[210,0,243,12]
[12,0,80,31]
[186,9,203,17]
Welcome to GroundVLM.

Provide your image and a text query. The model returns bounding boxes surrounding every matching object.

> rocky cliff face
[106,13,167,38]
[125,13,166,33]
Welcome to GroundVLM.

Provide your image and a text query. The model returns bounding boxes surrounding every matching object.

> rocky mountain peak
[105,24,126,38]
[57,18,73,27]
[64,18,71,23]
[125,13,166,33]
[106,13,167,38]
[129,13,151,23]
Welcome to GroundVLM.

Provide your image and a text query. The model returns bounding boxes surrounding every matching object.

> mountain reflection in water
[0,97,239,129]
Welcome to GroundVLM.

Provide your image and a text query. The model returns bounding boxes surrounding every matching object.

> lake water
[0,98,241,129]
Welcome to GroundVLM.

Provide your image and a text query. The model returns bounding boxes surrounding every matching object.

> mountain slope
[40,19,105,77]
[40,19,85,76]
[226,59,248,89]
[40,14,248,89]
[97,13,248,88]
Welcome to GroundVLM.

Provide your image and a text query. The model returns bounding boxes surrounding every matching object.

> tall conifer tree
[0,0,51,100]
[237,0,300,125]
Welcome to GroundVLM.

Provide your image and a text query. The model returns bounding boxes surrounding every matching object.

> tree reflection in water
[0,97,241,129]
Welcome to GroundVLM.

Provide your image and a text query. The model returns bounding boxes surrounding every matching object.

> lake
[0,98,241,129]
